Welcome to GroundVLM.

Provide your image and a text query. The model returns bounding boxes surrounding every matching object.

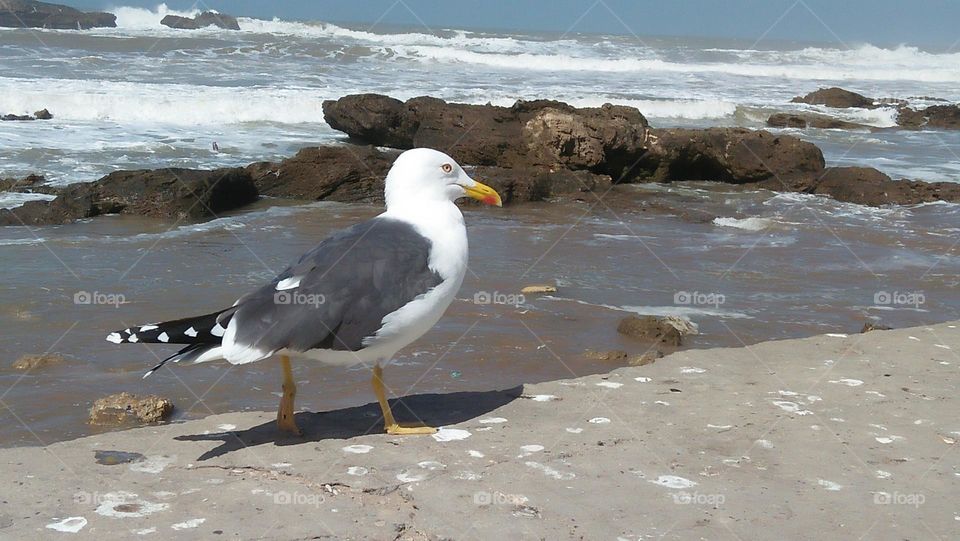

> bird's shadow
[175,386,522,461]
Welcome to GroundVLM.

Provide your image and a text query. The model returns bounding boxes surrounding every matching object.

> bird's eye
[441,163,453,173]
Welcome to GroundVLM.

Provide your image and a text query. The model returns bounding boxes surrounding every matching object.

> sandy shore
[2,322,958,540]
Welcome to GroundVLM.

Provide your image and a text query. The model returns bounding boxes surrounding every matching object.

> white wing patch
[211,322,226,337]
[184,327,198,337]
[157,332,169,343]
[106,332,122,344]
[276,276,301,291]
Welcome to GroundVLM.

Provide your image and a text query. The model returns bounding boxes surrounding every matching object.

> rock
[616,315,696,347]
[584,349,662,366]
[861,322,893,333]
[1,109,52,121]
[322,94,650,178]
[0,174,45,192]
[161,11,240,30]
[521,285,557,294]
[474,166,612,204]
[0,167,257,226]
[194,11,240,30]
[246,145,394,203]
[11,353,65,371]
[897,104,960,130]
[584,350,629,362]
[791,87,876,109]
[766,112,869,130]
[628,349,664,366]
[635,128,825,184]
[753,166,960,206]
[88,392,174,426]
[0,0,116,29]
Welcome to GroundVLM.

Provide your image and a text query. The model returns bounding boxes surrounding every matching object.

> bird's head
[384,148,502,208]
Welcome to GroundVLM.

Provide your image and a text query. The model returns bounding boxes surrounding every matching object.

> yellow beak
[464,180,503,207]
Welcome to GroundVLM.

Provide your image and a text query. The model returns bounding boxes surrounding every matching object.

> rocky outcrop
[0,0,116,29]
[322,94,651,180]
[791,87,877,109]
[161,11,240,30]
[750,166,960,206]
[2,109,52,121]
[10,353,64,371]
[897,104,960,130]
[246,145,395,203]
[767,112,869,130]
[474,166,612,204]
[0,167,257,225]
[88,392,173,425]
[634,127,826,184]
[616,315,698,347]
[247,144,612,205]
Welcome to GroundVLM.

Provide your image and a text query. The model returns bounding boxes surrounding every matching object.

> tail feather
[106,309,234,345]
[107,308,236,377]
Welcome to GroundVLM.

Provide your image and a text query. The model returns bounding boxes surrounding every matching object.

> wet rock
[791,87,876,109]
[1,114,35,121]
[33,108,52,120]
[861,322,893,333]
[11,353,65,371]
[584,350,630,362]
[0,0,116,29]
[247,145,395,203]
[616,315,697,347]
[753,166,960,206]
[94,450,146,466]
[635,128,825,184]
[0,174,46,192]
[89,392,174,426]
[766,113,869,130]
[521,285,557,294]
[628,349,664,366]
[897,104,960,130]
[322,94,650,178]
[474,166,612,204]
[0,167,257,226]
[161,11,240,30]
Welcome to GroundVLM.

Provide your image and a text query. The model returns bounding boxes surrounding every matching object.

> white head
[384,148,502,209]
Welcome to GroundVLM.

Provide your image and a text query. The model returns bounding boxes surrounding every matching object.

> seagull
[106,148,502,436]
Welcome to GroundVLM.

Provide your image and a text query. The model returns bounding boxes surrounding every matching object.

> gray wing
[228,217,443,353]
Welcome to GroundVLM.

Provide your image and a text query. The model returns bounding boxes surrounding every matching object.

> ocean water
[2,4,960,192]
[1,6,958,446]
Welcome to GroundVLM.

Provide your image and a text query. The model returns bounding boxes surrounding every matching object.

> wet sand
[2,322,957,540]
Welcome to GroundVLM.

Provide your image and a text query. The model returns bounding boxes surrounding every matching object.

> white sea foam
[110,4,201,30]
[0,192,57,209]
[713,216,774,231]
[0,77,327,125]
[391,43,960,83]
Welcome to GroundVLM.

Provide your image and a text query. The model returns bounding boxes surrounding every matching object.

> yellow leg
[276,355,301,436]
[371,365,436,435]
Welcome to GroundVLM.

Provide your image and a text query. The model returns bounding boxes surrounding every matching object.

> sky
[72,0,960,48]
